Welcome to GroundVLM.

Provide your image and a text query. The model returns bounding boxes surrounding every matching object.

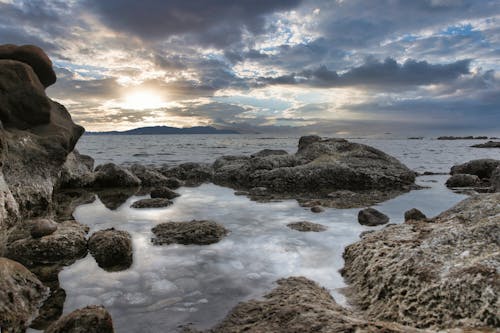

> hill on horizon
[85,125,240,135]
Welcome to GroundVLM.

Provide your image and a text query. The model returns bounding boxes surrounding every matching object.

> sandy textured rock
[93,163,141,188]
[131,197,172,208]
[88,228,132,271]
[342,193,500,329]
[0,257,49,332]
[287,221,327,232]
[358,208,389,226]
[152,220,228,245]
[208,276,426,333]
[45,305,114,333]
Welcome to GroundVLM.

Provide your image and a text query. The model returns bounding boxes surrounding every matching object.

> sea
[31,135,500,332]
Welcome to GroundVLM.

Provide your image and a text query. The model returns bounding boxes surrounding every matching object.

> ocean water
[34,136,499,332]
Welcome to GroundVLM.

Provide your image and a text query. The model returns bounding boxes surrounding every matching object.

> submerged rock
[151,220,228,245]
[93,163,141,188]
[29,218,58,238]
[471,141,500,148]
[0,257,49,332]
[287,221,327,232]
[45,305,114,333]
[445,173,480,188]
[131,198,173,209]
[403,208,427,222]
[357,208,389,226]
[343,193,500,329]
[208,276,423,333]
[150,187,180,199]
[88,228,133,271]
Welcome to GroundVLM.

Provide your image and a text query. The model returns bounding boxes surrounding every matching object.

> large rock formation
[342,193,500,330]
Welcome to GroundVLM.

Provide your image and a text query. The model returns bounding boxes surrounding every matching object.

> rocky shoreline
[0,45,499,332]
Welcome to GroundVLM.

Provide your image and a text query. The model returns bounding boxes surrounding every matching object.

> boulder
[92,163,141,188]
[164,177,183,189]
[287,221,327,232]
[88,228,132,271]
[130,198,172,209]
[403,208,427,222]
[357,208,389,226]
[445,173,480,188]
[450,159,500,179]
[45,305,114,333]
[6,220,89,266]
[471,141,500,148]
[58,150,95,188]
[0,44,56,87]
[310,206,324,213]
[30,218,58,238]
[151,220,228,245]
[0,257,49,332]
[150,187,180,199]
[342,193,500,329]
[128,164,171,187]
[159,162,213,185]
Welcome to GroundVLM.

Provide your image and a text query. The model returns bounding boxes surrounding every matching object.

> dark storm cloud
[262,58,471,88]
[85,0,302,46]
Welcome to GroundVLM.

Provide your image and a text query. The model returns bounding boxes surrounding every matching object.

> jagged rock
[88,228,132,271]
[450,159,500,179]
[287,221,327,232]
[0,44,56,87]
[30,218,58,238]
[93,163,141,188]
[58,150,95,188]
[342,193,500,329]
[151,220,228,245]
[404,208,427,222]
[0,257,49,332]
[358,208,389,226]
[445,174,480,188]
[128,164,171,187]
[150,187,180,199]
[131,198,172,209]
[471,141,500,148]
[208,276,424,333]
[159,162,213,185]
[6,220,89,266]
[45,305,114,333]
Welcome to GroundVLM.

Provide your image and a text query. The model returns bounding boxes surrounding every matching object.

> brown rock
[30,218,58,238]
[45,305,114,333]
[404,208,427,222]
[358,208,389,226]
[88,228,133,271]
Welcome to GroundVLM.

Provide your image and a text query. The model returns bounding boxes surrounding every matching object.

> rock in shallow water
[150,187,180,199]
[88,228,133,271]
[131,197,173,209]
[445,173,480,188]
[45,305,114,333]
[357,208,389,226]
[450,159,500,179]
[287,221,327,232]
[403,208,427,222]
[310,206,324,213]
[92,163,141,188]
[151,220,228,245]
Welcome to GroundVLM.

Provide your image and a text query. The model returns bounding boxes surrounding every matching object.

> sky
[1,0,499,136]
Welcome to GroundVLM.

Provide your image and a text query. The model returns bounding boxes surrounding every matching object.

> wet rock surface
[287,221,327,232]
[152,220,229,245]
[342,193,500,329]
[150,187,181,199]
[357,208,389,226]
[131,197,173,208]
[0,257,49,332]
[45,305,114,333]
[88,228,133,271]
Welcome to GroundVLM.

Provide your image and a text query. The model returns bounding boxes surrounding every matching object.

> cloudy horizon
[1,0,499,136]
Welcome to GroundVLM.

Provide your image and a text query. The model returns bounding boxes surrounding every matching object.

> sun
[121,90,167,110]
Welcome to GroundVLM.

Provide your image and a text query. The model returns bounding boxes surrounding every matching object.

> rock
[445,173,480,188]
[159,162,213,186]
[0,257,49,332]
[358,208,389,226]
[471,140,500,148]
[450,159,500,179]
[128,164,172,187]
[0,44,56,87]
[150,187,180,199]
[151,220,228,245]
[88,228,132,271]
[208,276,424,333]
[6,220,89,266]
[234,191,249,196]
[491,166,500,192]
[45,305,114,333]
[58,150,95,188]
[437,136,487,140]
[342,193,500,329]
[30,218,58,238]
[404,208,427,222]
[52,189,96,220]
[287,221,327,232]
[212,137,415,208]
[96,188,138,210]
[250,149,288,158]
[164,177,183,189]
[92,163,141,188]
[249,186,268,196]
[30,287,66,330]
[130,198,172,209]
[310,206,324,213]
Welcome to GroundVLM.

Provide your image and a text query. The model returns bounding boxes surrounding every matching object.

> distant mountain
[86,126,240,135]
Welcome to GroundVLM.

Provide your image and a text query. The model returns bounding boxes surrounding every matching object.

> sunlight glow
[121,90,168,110]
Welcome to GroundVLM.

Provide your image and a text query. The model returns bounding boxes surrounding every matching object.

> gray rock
[0,257,49,332]
[164,177,183,189]
[404,208,427,222]
[88,228,132,271]
[45,305,114,333]
[358,208,389,226]
[152,220,228,245]
[130,198,172,209]
[30,218,58,238]
[445,174,480,188]
[491,166,500,192]
[287,221,327,232]
[150,187,180,199]
[96,187,138,210]
[58,150,95,188]
[471,141,500,148]
[159,162,213,186]
[310,206,324,213]
[93,163,141,188]
[450,159,500,179]
[128,164,172,187]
